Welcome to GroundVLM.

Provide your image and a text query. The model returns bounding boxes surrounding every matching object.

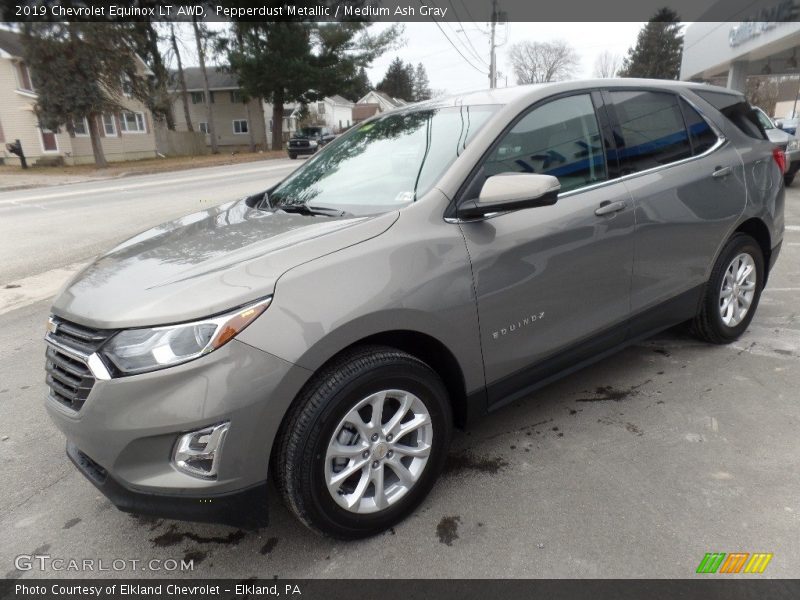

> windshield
[268,105,497,216]
[755,109,775,130]
[298,127,322,137]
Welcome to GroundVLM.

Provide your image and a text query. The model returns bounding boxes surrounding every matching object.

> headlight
[102,298,271,375]
[309,140,318,147]
[788,139,800,151]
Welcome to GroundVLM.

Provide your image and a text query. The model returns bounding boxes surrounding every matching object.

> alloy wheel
[719,252,757,327]
[324,389,433,514]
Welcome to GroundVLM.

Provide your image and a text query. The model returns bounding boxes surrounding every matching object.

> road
[0,165,799,579]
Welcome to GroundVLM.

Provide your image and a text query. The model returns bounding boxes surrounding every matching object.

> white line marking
[0,263,85,316]
[0,162,295,205]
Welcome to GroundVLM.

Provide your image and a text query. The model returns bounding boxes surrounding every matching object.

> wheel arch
[734,217,772,282]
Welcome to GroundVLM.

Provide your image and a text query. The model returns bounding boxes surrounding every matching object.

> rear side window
[609,91,692,175]
[694,90,766,140]
[680,99,718,155]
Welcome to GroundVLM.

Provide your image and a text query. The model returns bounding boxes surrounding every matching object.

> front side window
[268,105,497,216]
[609,90,691,175]
[483,94,607,194]
[233,119,248,134]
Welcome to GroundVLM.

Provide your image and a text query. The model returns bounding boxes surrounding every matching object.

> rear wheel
[273,346,452,539]
[691,233,764,344]
[784,171,796,186]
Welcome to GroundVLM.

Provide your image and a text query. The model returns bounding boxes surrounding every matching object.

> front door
[457,93,635,406]
[40,128,58,152]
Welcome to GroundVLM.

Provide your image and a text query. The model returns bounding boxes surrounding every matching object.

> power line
[447,0,489,67]
[417,0,487,75]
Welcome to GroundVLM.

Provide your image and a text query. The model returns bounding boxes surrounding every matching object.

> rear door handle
[712,166,732,178]
[595,200,627,216]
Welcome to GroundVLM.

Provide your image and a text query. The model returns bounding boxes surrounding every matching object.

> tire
[784,172,796,186]
[273,345,452,539]
[288,153,297,160]
[690,233,764,344]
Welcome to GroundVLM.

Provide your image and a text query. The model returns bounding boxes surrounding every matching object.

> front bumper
[287,144,318,155]
[46,338,312,525]
[67,441,268,528]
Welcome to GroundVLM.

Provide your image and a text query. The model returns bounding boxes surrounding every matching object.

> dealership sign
[729,0,798,46]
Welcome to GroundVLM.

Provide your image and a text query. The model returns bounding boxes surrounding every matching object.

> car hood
[52,199,398,329]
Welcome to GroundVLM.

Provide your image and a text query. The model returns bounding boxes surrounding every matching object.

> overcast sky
[180,21,645,96]
[364,22,645,93]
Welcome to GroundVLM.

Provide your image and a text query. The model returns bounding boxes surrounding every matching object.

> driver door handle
[712,166,732,178]
[595,200,627,216]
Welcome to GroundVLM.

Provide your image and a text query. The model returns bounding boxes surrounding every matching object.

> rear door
[604,89,747,331]
[457,92,636,405]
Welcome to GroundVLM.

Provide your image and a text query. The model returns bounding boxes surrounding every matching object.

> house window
[191,91,204,104]
[121,76,133,97]
[317,102,325,114]
[120,111,146,133]
[102,114,117,136]
[233,119,248,134]
[199,122,209,134]
[269,119,273,132]
[16,62,33,91]
[71,118,89,137]
[209,91,215,103]
[230,90,243,103]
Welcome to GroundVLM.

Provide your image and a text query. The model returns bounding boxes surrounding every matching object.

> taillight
[772,147,787,173]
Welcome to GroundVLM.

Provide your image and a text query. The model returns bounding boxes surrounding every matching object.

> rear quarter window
[694,90,767,140]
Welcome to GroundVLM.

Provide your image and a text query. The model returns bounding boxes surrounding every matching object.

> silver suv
[45,80,784,538]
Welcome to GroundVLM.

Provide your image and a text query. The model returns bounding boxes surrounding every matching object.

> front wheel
[784,171,796,186]
[691,233,764,344]
[288,152,298,160]
[273,346,452,539]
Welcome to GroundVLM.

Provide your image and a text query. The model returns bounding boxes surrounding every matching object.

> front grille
[45,317,115,412]
[290,139,309,148]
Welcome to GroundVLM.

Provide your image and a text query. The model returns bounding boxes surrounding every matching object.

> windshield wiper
[274,203,353,218]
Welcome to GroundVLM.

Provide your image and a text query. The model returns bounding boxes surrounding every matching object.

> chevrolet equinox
[45,80,784,538]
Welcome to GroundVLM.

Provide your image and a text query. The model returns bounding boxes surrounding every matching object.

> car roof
[408,78,741,111]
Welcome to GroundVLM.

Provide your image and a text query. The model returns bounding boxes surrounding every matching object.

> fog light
[173,422,229,479]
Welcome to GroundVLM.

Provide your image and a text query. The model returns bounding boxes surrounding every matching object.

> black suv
[287,126,336,159]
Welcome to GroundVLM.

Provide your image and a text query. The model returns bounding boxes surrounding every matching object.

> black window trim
[445,87,726,222]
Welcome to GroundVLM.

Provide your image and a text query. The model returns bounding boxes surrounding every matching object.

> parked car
[775,115,799,135]
[754,107,800,185]
[45,80,784,539]
[287,126,336,159]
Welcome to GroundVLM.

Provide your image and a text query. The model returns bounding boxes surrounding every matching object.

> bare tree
[593,50,621,78]
[169,23,193,132]
[508,40,579,85]
[191,16,218,154]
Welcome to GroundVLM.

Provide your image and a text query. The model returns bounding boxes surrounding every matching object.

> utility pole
[489,0,498,89]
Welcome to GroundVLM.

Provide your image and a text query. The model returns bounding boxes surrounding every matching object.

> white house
[357,90,407,113]
[306,95,355,132]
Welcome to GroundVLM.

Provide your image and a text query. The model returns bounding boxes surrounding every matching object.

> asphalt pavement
[0,165,798,579]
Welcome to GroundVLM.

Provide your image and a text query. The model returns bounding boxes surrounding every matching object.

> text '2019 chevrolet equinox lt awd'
[45,80,784,539]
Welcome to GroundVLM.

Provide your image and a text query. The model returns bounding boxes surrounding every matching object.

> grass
[0,150,287,181]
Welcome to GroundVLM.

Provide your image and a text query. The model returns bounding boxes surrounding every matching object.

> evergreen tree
[342,67,372,102]
[377,57,415,101]
[618,8,683,80]
[21,22,148,167]
[228,19,400,150]
[413,63,432,101]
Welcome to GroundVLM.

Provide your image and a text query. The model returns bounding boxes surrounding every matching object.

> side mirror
[775,119,784,128]
[458,173,560,219]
